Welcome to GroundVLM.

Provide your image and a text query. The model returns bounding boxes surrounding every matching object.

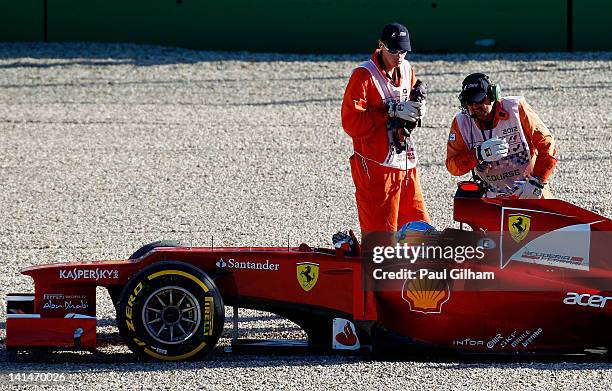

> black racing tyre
[128,240,186,260]
[117,261,224,361]
[109,242,186,313]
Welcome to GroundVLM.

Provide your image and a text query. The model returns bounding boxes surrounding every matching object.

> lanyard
[479,127,493,141]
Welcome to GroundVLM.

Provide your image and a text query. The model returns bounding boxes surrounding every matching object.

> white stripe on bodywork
[6,313,41,318]
[5,295,35,301]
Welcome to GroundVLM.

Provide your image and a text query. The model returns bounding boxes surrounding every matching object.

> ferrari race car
[5,181,612,361]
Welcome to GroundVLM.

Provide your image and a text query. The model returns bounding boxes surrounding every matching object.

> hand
[512,176,545,199]
[388,101,424,123]
[476,136,509,162]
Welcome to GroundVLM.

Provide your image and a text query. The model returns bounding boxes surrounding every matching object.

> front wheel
[117,261,224,361]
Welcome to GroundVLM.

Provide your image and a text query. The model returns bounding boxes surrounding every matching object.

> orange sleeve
[446,117,478,176]
[341,68,380,139]
[518,98,557,182]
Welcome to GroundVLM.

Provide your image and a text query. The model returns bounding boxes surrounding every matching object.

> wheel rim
[142,286,202,345]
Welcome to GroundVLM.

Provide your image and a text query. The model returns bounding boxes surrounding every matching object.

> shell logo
[401,275,450,314]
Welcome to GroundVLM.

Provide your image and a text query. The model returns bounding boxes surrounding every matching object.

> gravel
[0,42,611,389]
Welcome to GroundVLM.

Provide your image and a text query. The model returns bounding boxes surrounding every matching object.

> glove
[332,231,353,249]
[388,101,424,123]
[512,175,545,199]
[418,101,428,119]
[476,136,509,162]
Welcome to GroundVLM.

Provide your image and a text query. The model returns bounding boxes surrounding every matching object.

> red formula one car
[5,182,612,360]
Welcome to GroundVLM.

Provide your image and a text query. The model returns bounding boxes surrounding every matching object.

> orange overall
[342,50,430,235]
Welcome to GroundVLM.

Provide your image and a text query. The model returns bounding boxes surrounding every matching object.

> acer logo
[563,292,612,308]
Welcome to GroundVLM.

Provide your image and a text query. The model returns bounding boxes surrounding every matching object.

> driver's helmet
[396,221,439,244]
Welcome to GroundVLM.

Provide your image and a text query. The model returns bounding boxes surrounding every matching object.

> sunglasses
[382,44,407,55]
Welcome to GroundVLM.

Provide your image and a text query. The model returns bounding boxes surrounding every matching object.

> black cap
[381,23,411,52]
[461,73,490,103]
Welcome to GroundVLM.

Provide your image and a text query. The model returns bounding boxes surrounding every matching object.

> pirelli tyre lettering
[117,261,224,361]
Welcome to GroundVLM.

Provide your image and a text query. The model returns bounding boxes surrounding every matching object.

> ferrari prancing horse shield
[296,262,319,292]
[508,213,531,243]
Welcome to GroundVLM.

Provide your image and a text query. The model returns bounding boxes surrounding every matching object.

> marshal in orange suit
[446,73,557,199]
[342,23,430,235]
